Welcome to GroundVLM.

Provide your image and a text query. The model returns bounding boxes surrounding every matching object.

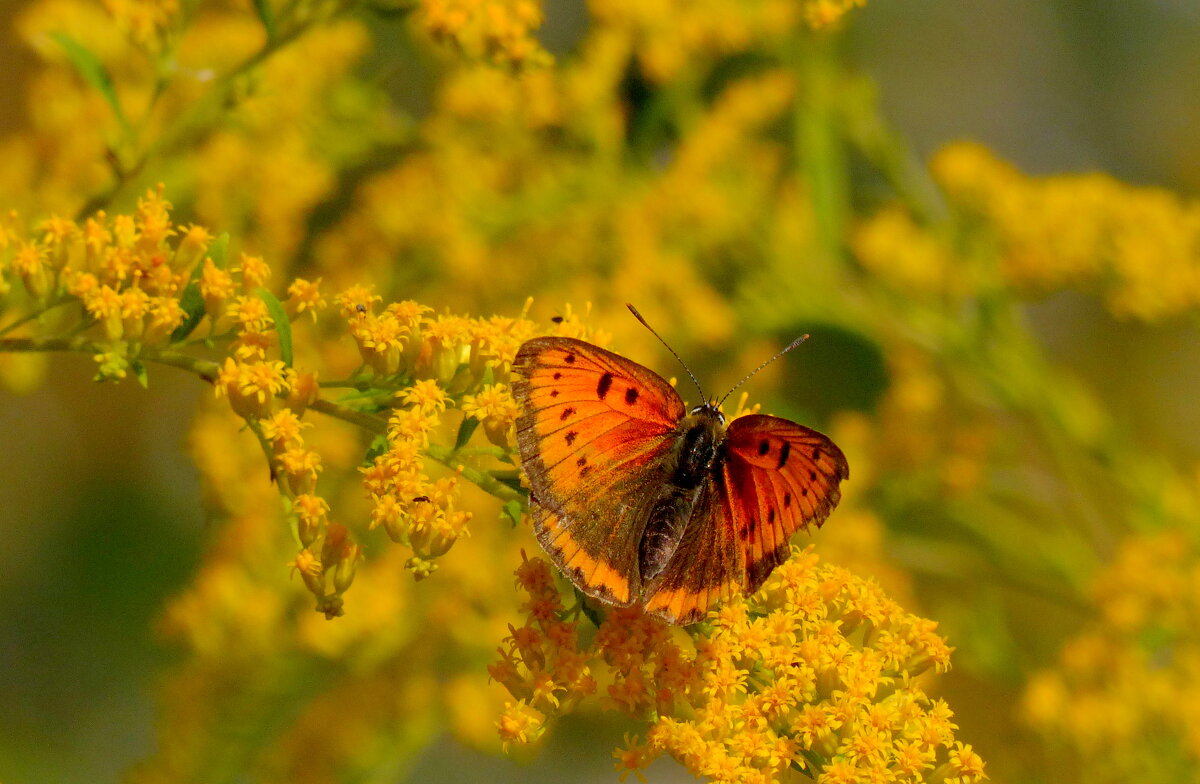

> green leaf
[49,32,132,135]
[362,434,389,466]
[251,0,277,40]
[501,500,524,528]
[169,233,228,343]
[577,589,606,628]
[131,359,149,388]
[170,282,205,343]
[207,233,231,268]
[454,415,480,451]
[255,288,293,368]
[491,471,527,495]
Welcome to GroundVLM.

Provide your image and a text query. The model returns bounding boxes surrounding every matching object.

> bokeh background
[2,0,1199,782]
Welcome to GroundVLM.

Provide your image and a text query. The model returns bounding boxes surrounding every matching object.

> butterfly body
[512,336,848,624]
[638,404,725,581]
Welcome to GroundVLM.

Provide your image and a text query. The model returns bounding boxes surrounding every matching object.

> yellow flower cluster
[0,195,616,621]
[852,206,966,299]
[102,0,180,51]
[495,548,985,784]
[418,0,551,67]
[347,295,606,581]
[0,187,206,380]
[593,0,866,81]
[6,2,382,261]
[932,142,1200,321]
[1023,526,1200,781]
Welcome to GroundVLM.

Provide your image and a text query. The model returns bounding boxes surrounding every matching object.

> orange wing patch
[534,506,633,605]
[724,414,849,593]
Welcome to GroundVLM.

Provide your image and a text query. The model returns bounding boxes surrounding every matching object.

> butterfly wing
[512,337,686,606]
[723,414,849,592]
[641,475,744,624]
[641,413,847,623]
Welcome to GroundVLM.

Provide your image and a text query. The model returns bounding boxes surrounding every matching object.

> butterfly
[511,306,849,624]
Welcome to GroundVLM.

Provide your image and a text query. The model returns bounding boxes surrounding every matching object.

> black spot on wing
[758,440,770,456]
[625,386,639,405]
[565,431,578,445]
[777,442,791,469]
[597,372,614,400]
[564,352,576,364]
[560,406,577,421]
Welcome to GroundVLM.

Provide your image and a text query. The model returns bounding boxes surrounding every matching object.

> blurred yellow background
[1,1,1199,783]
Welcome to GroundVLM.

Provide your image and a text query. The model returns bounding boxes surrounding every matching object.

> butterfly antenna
[716,333,810,408]
[626,303,706,401]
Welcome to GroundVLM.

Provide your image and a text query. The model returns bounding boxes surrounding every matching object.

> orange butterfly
[511,306,849,624]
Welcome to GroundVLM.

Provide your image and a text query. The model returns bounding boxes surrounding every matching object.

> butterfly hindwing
[641,476,744,625]
[723,414,850,593]
[512,337,687,605]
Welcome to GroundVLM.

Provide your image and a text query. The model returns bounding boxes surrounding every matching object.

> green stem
[0,335,110,355]
[0,334,524,505]
[307,400,522,502]
[139,347,221,381]
[309,397,388,433]
[425,442,523,504]
[0,296,76,337]
[74,6,339,218]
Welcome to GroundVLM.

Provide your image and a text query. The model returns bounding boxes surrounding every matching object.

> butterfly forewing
[512,337,687,605]
[723,414,850,592]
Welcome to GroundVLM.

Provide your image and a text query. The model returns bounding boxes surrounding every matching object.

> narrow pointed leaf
[49,32,132,135]
[255,288,293,368]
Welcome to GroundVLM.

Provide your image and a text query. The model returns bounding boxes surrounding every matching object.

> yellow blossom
[495,547,981,783]
[460,383,520,448]
[284,277,325,321]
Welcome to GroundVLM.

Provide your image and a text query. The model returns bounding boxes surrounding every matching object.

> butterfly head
[690,400,726,425]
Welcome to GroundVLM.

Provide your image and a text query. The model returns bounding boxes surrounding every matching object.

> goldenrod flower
[418,0,551,67]
[285,277,325,321]
[12,241,54,300]
[236,253,271,292]
[496,547,983,783]
[173,224,212,272]
[292,492,330,548]
[460,383,520,448]
[933,142,1200,321]
[399,378,450,415]
[336,284,382,318]
[353,312,408,376]
[83,284,126,341]
[419,314,472,384]
[227,295,274,334]
[496,700,546,750]
[199,258,236,324]
[260,409,311,448]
